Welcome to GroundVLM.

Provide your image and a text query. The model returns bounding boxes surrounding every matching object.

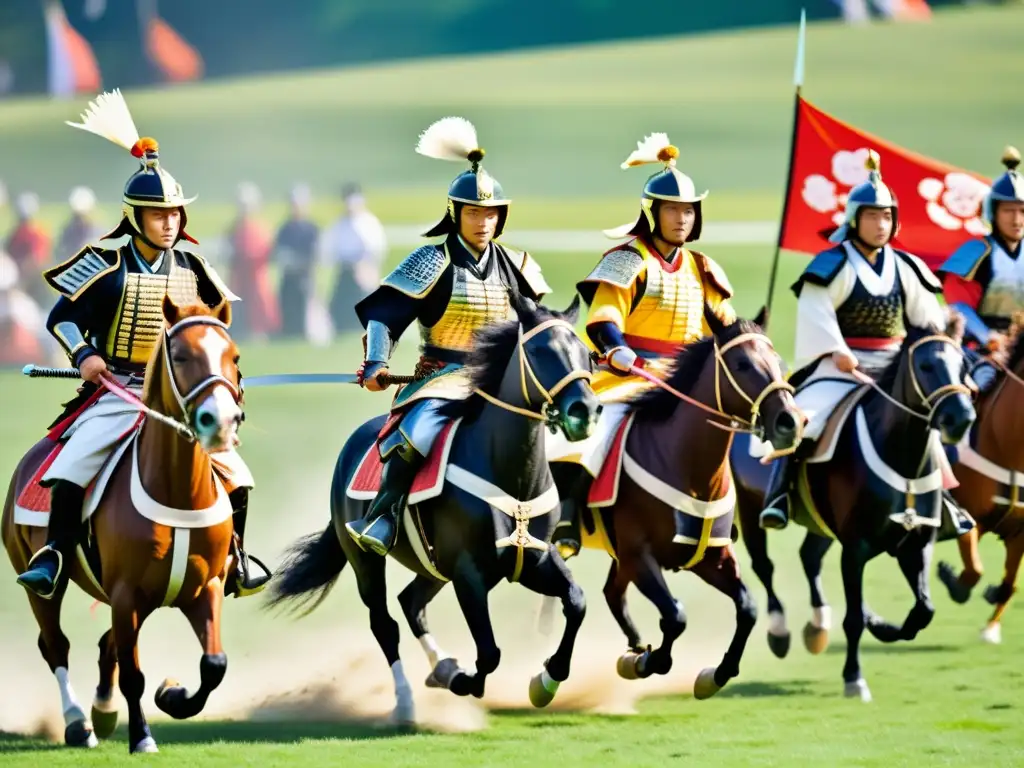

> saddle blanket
[346,419,460,504]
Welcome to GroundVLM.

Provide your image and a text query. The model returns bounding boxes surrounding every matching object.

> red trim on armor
[624,334,681,355]
[349,420,458,496]
[638,236,682,273]
[846,337,904,350]
[942,273,982,309]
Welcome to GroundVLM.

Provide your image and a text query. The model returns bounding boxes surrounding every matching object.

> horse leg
[623,550,685,679]
[90,628,119,740]
[799,532,834,655]
[980,533,1024,645]
[26,590,97,748]
[110,585,157,753]
[350,552,414,725]
[688,545,758,699]
[864,538,935,643]
[938,526,982,604]
[154,580,227,720]
[603,560,643,651]
[839,541,872,702]
[397,574,455,689]
[514,547,587,708]
[739,489,790,658]
[444,554,501,700]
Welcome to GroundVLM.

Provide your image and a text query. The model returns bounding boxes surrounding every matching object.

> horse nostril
[197,411,216,430]
[595,403,604,420]
[566,400,591,425]
[774,410,798,437]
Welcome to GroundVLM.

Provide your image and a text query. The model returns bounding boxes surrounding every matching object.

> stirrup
[229,543,273,598]
[759,500,789,531]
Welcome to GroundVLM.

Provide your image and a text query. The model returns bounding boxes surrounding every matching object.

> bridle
[472,318,593,432]
[624,331,798,442]
[853,334,972,424]
[162,316,242,424]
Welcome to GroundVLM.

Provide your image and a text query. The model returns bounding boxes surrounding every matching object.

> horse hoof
[937,561,971,604]
[843,678,872,702]
[983,585,1002,605]
[90,704,118,740]
[390,703,416,729]
[616,650,645,680]
[693,667,722,700]
[767,631,791,659]
[802,622,829,655]
[64,719,98,749]
[131,737,158,753]
[981,623,1002,645]
[425,658,461,690]
[528,670,560,708]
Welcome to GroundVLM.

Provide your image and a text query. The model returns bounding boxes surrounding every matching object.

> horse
[266,298,601,722]
[544,307,805,697]
[2,297,247,754]
[730,318,975,701]
[937,314,1024,644]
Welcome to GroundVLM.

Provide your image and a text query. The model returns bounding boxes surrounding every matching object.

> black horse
[731,320,974,701]
[266,299,601,723]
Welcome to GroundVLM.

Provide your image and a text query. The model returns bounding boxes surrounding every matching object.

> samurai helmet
[66,89,198,247]
[417,116,511,239]
[829,149,899,244]
[604,133,708,241]
[983,146,1024,226]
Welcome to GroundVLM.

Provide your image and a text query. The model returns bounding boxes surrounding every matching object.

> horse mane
[439,296,581,421]
[1002,311,1024,371]
[630,315,763,415]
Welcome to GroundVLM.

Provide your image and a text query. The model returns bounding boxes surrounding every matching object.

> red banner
[146,17,204,82]
[779,96,991,270]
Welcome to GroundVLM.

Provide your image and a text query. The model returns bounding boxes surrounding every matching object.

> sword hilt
[380,374,416,386]
[22,364,81,380]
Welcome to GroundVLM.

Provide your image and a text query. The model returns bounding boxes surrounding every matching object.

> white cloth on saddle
[42,388,253,490]
[546,401,630,477]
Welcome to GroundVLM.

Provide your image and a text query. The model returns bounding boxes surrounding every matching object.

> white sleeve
[896,255,946,331]
[794,262,856,369]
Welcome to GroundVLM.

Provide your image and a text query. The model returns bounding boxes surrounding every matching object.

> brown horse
[550,307,804,698]
[2,297,246,754]
[729,320,975,701]
[938,314,1024,644]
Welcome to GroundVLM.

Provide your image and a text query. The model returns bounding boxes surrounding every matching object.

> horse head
[890,314,974,445]
[704,305,805,456]
[145,296,244,453]
[464,295,600,442]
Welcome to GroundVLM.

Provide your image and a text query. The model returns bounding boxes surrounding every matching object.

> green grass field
[3,6,1024,766]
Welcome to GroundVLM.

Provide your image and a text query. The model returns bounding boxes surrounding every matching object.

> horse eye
[919,361,935,374]
[233,355,240,365]
[736,359,753,372]
[172,354,189,365]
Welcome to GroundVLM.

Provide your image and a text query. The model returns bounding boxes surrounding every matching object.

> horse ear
[945,306,965,345]
[162,295,180,326]
[753,305,769,329]
[703,302,725,336]
[214,298,233,327]
[561,294,581,325]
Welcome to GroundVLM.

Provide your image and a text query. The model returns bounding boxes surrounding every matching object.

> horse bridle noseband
[473,318,592,431]
[161,316,243,439]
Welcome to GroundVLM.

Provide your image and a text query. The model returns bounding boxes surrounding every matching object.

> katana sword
[22,364,415,389]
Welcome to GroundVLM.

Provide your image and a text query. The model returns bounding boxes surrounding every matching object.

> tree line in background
[0,0,977,96]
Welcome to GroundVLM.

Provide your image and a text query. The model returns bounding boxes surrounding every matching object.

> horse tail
[264,524,347,617]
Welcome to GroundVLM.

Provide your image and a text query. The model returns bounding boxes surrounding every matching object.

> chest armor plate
[421,261,513,353]
[980,245,1024,325]
[106,259,200,366]
[628,248,707,344]
[835,263,905,339]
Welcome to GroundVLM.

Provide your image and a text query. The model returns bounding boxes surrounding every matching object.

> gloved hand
[358,361,391,392]
[832,350,858,374]
[607,346,638,375]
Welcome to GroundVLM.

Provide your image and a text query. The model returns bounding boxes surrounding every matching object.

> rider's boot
[225,488,273,598]
[759,455,799,531]
[346,441,423,557]
[16,480,85,599]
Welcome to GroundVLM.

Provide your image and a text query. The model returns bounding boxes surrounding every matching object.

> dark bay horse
[3,298,247,753]
[547,308,804,698]
[938,315,1024,644]
[267,299,601,722]
[731,320,975,702]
